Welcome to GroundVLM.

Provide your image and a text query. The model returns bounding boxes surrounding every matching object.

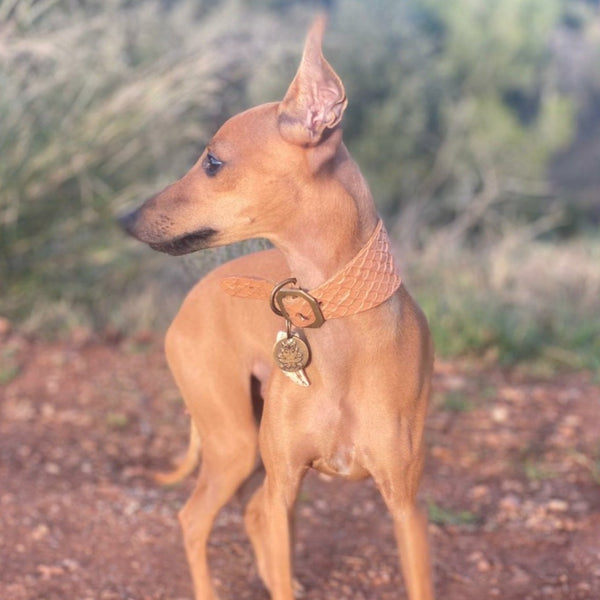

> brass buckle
[270,278,325,328]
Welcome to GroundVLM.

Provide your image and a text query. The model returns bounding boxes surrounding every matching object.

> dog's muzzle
[118,208,217,255]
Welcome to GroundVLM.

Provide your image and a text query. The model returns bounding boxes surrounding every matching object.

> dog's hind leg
[154,420,202,486]
[165,326,260,600]
[179,425,257,600]
[176,390,258,599]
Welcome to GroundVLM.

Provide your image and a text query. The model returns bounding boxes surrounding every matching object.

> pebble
[44,462,60,475]
[469,484,490,501]
[3,398,35,421]
[577,582,591,592]
[62,558,80,572]
[501,479,524,493]
[510,566,531,586]
[468,551,492,572]
[498,494,521,514]
[491,405,509,423]
[31,523,50,541]
[37,564,64,579]
[547,499,568,512]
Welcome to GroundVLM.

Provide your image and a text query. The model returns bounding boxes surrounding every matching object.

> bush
[1,0,599,372]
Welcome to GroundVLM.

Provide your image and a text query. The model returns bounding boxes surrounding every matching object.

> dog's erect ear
[278,14,347,147]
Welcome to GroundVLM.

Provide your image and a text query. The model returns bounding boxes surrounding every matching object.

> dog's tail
[154,420,201,486]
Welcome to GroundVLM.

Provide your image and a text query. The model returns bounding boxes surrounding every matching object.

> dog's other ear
[278,14,347,147]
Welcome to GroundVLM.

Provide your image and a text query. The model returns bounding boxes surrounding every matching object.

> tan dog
[120,16,434,600]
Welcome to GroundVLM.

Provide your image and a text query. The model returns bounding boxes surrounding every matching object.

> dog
[120,15,434,600]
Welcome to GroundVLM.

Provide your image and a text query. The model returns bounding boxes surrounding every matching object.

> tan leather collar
[220,219,401,328]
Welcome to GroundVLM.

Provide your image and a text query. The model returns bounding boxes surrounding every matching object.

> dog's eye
[203,153,223,177]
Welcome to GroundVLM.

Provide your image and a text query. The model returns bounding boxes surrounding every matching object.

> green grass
[0,348,21,384]
[105,412,130,429]
[410,235,600,374]
[439,392,473,413]
[427,500,479,527]
[522,459,558,481]
[0,364,21,385]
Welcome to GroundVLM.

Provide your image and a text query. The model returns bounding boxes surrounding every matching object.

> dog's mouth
[149,228,218,256]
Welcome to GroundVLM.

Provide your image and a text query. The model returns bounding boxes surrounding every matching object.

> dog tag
[282,367,310,387]
[273,330,310,387]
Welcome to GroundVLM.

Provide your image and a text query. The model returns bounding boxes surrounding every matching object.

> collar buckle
[270,278,325,328]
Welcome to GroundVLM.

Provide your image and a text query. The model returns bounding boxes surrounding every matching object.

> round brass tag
[272,335,310,372]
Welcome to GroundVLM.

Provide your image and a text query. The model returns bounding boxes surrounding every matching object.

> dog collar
[220,219,401,328]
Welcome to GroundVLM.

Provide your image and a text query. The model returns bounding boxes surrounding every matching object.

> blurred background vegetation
[1,0,599,371]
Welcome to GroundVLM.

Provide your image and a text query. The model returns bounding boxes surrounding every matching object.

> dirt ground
[1,326,599,600]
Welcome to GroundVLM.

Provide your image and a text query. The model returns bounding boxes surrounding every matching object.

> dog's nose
[118,209,139,236]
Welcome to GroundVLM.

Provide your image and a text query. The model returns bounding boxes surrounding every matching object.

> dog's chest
[310,444,369,480]
[304,392,373,480]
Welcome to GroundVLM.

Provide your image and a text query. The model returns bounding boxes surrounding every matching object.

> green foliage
[334,0,574,237]
[0,347,21,384]
[0,0,308,331]
[0,0,598,374]
[522,459,558,481]
[427,500,479,527]
[410,235,600,372]
[105,411,130,429]
[440,392,472,414]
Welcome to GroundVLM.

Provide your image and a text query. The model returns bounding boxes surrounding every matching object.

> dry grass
[0,0,309,333]
[405,232,600,372]
[1,1,598,373]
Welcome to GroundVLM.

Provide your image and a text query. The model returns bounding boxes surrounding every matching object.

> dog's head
[119,15,348,255]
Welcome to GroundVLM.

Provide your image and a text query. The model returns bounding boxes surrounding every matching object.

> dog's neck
[269,144,379,290]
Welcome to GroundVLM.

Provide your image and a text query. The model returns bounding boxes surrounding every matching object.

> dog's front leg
[370,419,434,600]
[246,471,302,600]
[179,432,258,600]
[245,394,306,600]
[391,501,434,600]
